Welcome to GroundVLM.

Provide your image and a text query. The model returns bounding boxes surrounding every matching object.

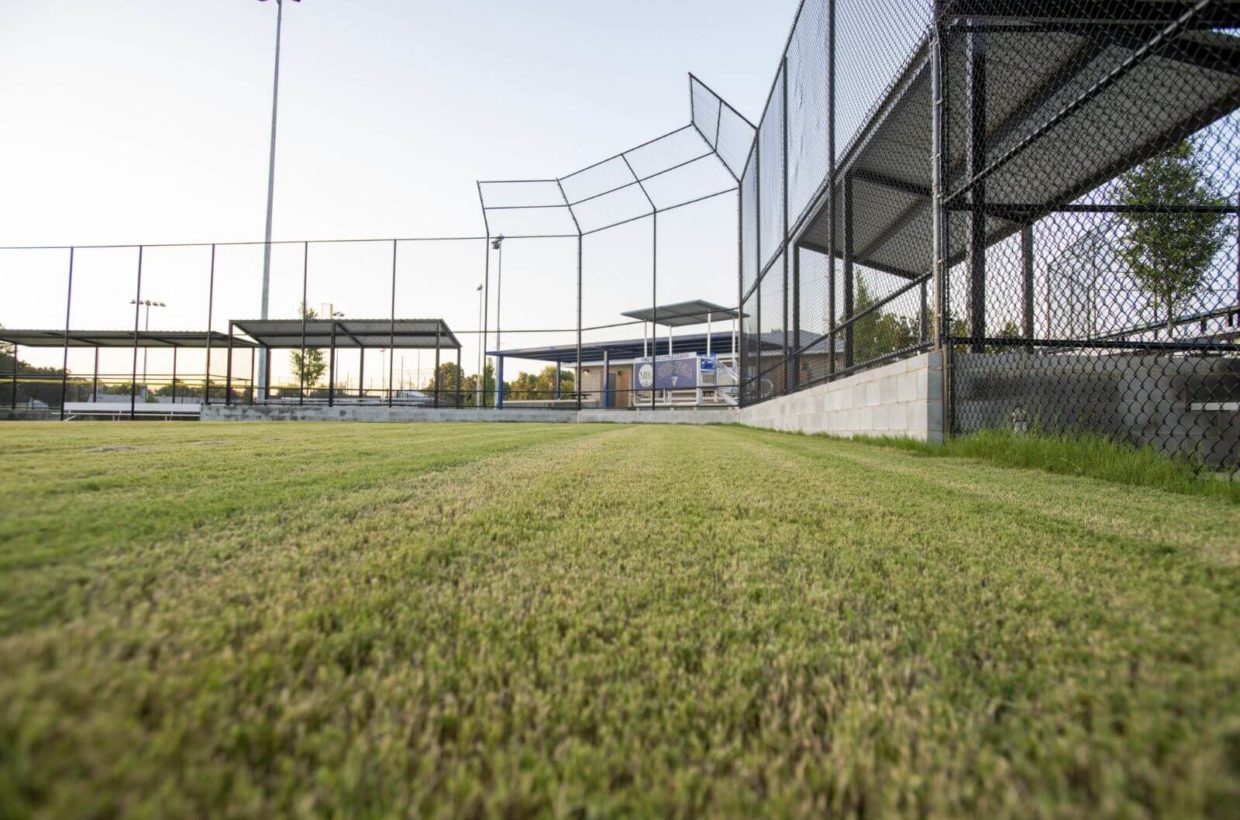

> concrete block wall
[738,352,943,442]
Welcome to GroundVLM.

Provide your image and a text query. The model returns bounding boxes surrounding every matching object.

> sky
[0,0,800,385]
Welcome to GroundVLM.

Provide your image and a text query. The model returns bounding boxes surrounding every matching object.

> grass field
[1,422,1238,817]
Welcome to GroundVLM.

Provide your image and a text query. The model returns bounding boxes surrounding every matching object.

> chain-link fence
[741,0,1240,473]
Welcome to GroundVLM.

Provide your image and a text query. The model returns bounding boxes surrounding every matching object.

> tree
[288,303,327,388]
[1118,139,1230,338]
[852,278,919,364]
[504,365,574,401]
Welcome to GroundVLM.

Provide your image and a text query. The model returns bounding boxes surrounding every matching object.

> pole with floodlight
[257,0,300,401]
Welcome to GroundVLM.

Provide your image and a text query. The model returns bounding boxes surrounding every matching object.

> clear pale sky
[0,0,800,384]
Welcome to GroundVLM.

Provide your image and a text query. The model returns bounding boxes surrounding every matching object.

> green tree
[504,365,574,401]
[1118,139,1230,338]
[289,303,327,388]
[852,278,919,364]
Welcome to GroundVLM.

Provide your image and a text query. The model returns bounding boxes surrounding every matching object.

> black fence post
[205,243,215,406]
[389,239,397,408]
[225,321,234,406]
[826,0,837,377]
[171,348,178,404]
[455,346,462,408]
[328,320,337,407]
[1022,224,1035,346]
[434,329,441,409]
[781,58,792,395]
[842,173,854,370]
[299,241,308,406]
[966,25,987,353]
[59,246,74,421]
[11,343,18,410]
[130,245,143,421]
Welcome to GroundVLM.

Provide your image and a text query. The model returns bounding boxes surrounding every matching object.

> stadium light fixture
[257,0,301,402]
[129,299,166,390]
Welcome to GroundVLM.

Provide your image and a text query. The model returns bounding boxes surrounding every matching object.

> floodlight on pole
[129,299,166,390]
[257,0,300,402]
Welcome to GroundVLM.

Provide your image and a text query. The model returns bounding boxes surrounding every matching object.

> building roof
[490,330,840,364]
[620,300,741,327]
[231,319,460,350]
[0,329,255,348]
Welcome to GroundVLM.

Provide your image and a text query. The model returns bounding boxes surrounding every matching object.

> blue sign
[700,355,717,373]
[633,353,699,390]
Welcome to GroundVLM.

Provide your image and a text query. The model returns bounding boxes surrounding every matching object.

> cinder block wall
[738,352,943,443]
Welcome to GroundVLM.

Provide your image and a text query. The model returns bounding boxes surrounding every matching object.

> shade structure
[796,10,1240,279]
[620,300,741,328]
[490,330,834,364]
[0,329,254,348]
[231,319,460,350]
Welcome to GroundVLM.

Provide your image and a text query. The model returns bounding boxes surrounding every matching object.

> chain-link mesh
[738,0,1240,475]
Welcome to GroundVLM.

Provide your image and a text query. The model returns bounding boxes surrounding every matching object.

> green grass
[861,428,1240,503]
[0,422,1237,817]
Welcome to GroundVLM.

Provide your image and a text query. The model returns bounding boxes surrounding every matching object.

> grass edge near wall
[851,428,1240,503]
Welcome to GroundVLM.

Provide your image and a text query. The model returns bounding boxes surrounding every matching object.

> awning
[0,329,254,348]
[231,319,460,350]
[620,300,741,327]
[795,11,1240,279]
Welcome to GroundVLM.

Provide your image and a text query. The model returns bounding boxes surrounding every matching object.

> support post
[358,350,365,399]
[92,348,99,401]
[481,236,490,407]
[249,348,255,404]
[130,245,143,421]
[171,348,178,404]
[602,348,610,408]
[576,234,583,412]
[826,0,837,377]
[497,356,504,409]
[225,321,234,406]
[842,173,855,369]
[966,25,987,353]
[59,247,74,421]
[434,331,441,408]
[264,347,272,404]
[11,344,18,410]
[205,243,215,405]
[328,320,337,406]
[389,239,397,408]
[455,346,462,408]
[1022,223,1035,346]
[652,214,658,410]
[299,241,308,406]
[555,362,562,399]
[781,58,792,394]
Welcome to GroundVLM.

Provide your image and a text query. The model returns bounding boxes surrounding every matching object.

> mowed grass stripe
[0,423,1237,817]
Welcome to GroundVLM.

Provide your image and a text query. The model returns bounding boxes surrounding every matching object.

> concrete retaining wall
[739,352,943,442]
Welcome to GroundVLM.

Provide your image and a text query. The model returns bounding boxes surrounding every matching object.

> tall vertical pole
[205,243,216,405]
[59,247,74,420]
[781,59,792,394]
[298,241,307,406]
[328,320,337,406]
[576,234,583,412]
[91,348,99,401]
[249,349,255,403]
[226,321,234,406]
[966,23,987,353]
[171,348,178,403]
[826,0,837,377]
[259,0,288,401]
[434,330,441,408]
[130,246,143,420]
[737,183,745,406]
[932,8,954,438]
[389,239,397,407]
[651,212,658,410]
[754,139,762,396]
[10,344,16,410]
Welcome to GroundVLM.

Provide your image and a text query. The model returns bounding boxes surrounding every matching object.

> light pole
[257,0,300,401]
[491,235,504,406]
[475,283,483,407]
[129,299,165,392]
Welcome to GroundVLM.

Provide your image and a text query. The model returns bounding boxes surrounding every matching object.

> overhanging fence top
[796,7,1240,277]
[232,319,460,350]
[0,329,254,348]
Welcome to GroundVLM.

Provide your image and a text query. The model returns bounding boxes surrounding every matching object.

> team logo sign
[637,363,654,388]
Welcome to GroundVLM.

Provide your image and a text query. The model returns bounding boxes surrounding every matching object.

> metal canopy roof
[620,300,741,327]
[0,329,254,348]
[796,11,1240,280]
[231,319,460,350]
[490,330,836,364]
